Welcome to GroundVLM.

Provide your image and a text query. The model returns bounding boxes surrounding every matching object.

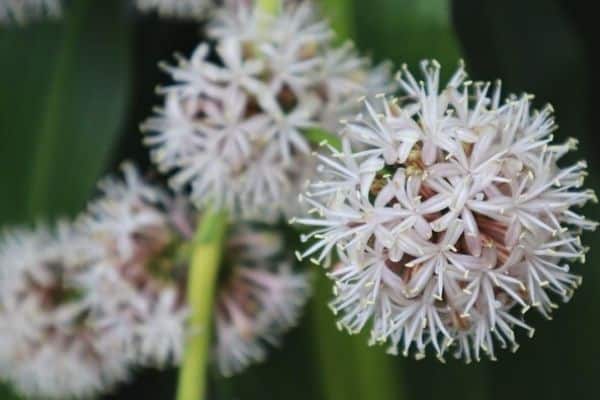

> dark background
[1,0,599,399]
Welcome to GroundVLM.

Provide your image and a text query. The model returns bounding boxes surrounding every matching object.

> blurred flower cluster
[0,163,310,398]
[142,1,393,219]
[0,0,61,24]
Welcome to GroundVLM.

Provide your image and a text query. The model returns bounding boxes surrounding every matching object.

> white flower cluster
[80,162,191,368]
[0,223,129,399]
[0,164,189,397]
[135,0,211,18]
[0,0,61,24]
[142,2,394,219]
[214,225,311,376]
[0,162,311,397]
[296,60,597,362]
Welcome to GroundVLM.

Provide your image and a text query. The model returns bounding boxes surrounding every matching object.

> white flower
[135,0,210,18]
[297,60,597,361]
[0,222,130,399]
[213,225,311,376]
[80,162,190,368]
[0,0,61,24]
[81,163,312,375]
[142,2,394,219]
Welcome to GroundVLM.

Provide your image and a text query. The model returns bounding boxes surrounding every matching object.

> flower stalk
[257,0,281,15]
[176,208,228,400]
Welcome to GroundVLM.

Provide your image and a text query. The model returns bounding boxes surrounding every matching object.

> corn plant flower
[296,61,597,362]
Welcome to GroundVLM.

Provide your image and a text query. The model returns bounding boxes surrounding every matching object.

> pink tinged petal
[451,176,472,212]
[388,244,404,262]
[383,147,398,164]
[505,216,522,248]
[375,183,396,208]
[360,157,385,198]
[422,139,437,165]
[395,232,426,256]
[415,216,432,239]
[287,127,311,154]
[470,126,497,166]
[392,216,417,234]
[406,174,421,197]
[443,220,464,246]
[408,259,436,296]
[428,162,462,178]
[366,101,392,140]
[382,266,406,291]
[462,209,481,256]
[454,127,478,143]
[374,225,394,248]
[397,142,415,164]
[419,193,452,214]
[431,210,458,232]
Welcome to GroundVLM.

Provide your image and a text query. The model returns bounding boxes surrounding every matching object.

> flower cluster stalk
[257,0,280,15]
[176,209,228,400]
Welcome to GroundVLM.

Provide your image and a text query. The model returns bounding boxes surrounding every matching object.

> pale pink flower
[298,61,597,361]
[142,2,395,219]
[0,0,60,24]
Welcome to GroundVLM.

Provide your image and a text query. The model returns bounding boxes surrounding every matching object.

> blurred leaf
[353,0,461,75]
[0,0,131,224]
[0,0,130,396]
[320,0,355,39]
[0,384,19,400]
[310,273,403,400]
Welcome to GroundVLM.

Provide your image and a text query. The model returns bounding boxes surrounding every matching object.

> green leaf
[0,0,131,396]
[0,385,20,400]
[353,0,461,77]
[310,273,403,400]
[0,0,131,224]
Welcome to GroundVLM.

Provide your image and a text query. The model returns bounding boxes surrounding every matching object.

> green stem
[257,0,281,15]
[176,208,228,400]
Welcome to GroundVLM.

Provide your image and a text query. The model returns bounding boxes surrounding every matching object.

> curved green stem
[257,0,281,15]
[176,209,228,400]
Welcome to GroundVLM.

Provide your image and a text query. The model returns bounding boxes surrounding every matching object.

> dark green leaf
[0,0,131,224]
[353,0,461,77]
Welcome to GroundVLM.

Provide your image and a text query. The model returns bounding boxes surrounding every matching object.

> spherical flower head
[135,0,211,18]
[0,0,61,24]
[213,224,311,376]
[141,1,395,219]
[80,162,191,369]
[297,60,597,362]
[0,222,129,399]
